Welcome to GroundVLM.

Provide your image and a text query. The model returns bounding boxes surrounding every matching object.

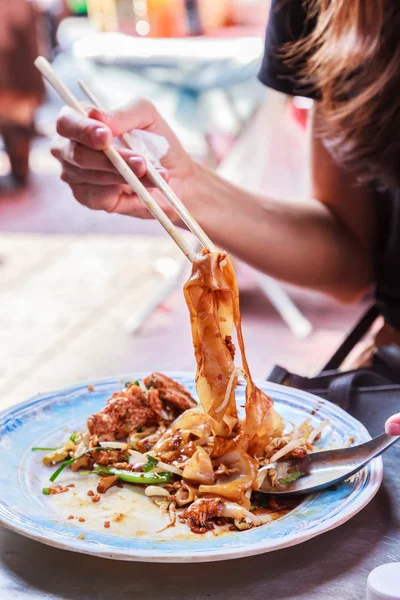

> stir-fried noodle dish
[35,251,328,534]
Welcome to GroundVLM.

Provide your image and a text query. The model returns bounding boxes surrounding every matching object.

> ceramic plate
[0,373,382,563]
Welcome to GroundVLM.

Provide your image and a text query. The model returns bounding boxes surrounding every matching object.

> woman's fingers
[70,183,126,213]
[52,136,148,174]
[56,99,161,153]
[53,99,178,219]
[385,414,400,436]
[52,136,169,187]
[109,193,157,219]
[61,165,127,186]
[88,98,157,137]
[88,98,182,160]
[56,106,112,150]
[61,161,168,188]
[70,183,170,219]
[55,100,157,154]
[51,139,118,172]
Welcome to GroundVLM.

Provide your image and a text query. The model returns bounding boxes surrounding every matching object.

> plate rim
[0,372,383,563]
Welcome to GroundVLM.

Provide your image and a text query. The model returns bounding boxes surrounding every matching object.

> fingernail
[93,127,109,147]
[128,156,145,173]
[387,422,400,436]
[89,108,106,121]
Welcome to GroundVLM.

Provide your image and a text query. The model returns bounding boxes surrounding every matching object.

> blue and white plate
[0,373,382,563]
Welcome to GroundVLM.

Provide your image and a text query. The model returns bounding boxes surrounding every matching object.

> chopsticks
[78,79,215,253]
[34,56,212,262]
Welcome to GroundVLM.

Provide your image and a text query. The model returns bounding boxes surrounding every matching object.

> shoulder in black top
[257,0,400,329]
[258,0,318,99]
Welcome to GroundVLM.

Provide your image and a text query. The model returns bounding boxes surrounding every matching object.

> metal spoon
[258,433,399,495]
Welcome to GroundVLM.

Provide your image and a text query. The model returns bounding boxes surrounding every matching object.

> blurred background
[0,0,364,408]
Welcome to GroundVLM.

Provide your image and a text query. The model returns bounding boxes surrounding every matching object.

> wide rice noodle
[184,252,239,437]
[184,250,283,451]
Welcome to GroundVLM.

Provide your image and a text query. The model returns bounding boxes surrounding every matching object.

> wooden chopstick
[78,79,215,252]
[34,56,196,262]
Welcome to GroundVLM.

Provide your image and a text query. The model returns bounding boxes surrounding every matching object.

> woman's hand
[385,414,400,436]
[51,99,200,221]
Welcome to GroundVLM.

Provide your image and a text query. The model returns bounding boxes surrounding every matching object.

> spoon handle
[359,433,399,462]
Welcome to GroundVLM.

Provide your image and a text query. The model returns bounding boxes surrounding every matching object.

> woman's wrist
[185,163,233,241]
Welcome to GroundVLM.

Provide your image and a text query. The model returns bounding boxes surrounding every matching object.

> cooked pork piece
[91,448,128,466]
[144,373,196,415]
[87,384,162,440]
[97,475,118,494]
[70,454,92,472]
[183,497,224,534]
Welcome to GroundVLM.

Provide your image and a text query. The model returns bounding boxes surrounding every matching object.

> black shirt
[258,0,400,329]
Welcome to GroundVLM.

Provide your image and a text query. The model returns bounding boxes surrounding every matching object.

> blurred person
[0,0,45,184]
[52,0,400,365]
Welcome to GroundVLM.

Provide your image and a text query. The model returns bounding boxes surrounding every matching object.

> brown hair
[290,0,400,189]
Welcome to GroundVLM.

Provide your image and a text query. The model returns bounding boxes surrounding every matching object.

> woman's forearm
[193,165,374,302]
